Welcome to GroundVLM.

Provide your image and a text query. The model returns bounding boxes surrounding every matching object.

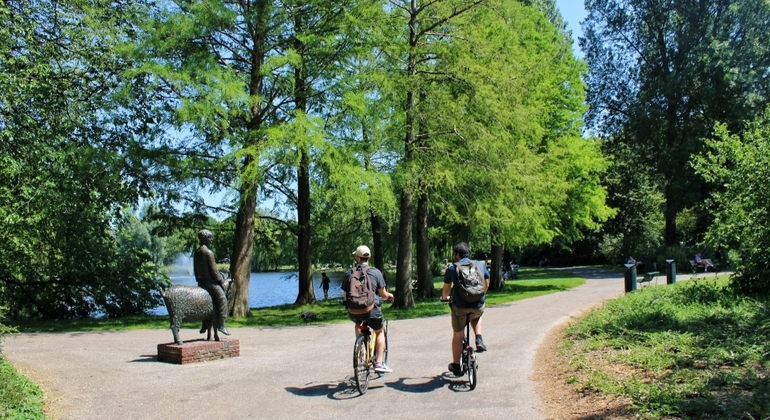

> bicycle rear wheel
[353,334,370,395]
[467,355,477,390]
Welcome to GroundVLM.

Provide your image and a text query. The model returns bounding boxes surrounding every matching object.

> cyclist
[441,242,490,376]
[342,245,394,373]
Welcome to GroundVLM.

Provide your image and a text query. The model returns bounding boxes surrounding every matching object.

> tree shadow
[385,375,447,393]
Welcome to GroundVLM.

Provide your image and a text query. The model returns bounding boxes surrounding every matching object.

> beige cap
[352,245,371,258]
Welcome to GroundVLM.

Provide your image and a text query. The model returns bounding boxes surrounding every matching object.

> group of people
[341,242,489,376]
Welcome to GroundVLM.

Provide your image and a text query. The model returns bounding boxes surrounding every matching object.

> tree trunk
[395,189,415,308]
[229,179,256,318]
[295,146,316,304]
[490,243,504,291]
[392,0,419,310]
[416,190,433,298]
[292,13,316,305]
[370,210,386,280]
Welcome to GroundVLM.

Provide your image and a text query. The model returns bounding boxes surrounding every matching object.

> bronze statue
[160,279,232,345]
[193,229,230,336]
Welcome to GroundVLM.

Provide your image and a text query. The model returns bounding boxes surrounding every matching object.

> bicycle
[441,299,478,390]
[353,319,388,395]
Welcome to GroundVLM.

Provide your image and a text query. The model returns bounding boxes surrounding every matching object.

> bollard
[666,259,676,284]
[624,263,637,293]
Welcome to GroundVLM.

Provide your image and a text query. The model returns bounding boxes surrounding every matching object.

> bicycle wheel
[353,334,370,395]
[467,355,477,390]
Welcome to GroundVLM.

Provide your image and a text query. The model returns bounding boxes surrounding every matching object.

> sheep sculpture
[159,280,233,345]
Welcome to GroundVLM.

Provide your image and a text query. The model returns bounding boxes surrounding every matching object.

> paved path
[3,268,712,419]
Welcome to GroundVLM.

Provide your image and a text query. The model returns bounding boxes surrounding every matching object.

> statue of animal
[159,279,233,345]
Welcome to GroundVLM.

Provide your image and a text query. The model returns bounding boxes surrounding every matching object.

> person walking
[321,272,331,299]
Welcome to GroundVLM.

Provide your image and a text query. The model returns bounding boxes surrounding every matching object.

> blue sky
[555,0,587,56]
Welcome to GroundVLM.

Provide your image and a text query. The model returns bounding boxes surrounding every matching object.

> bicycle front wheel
[353,334,370,395]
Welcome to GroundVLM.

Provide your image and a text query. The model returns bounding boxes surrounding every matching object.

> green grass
[0,358,46,419]
[562,275,770,419]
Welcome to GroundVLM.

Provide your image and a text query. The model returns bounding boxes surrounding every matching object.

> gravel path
[4,268,706,419]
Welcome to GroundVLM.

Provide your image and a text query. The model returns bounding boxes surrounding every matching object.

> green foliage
[0,307,44,419]
[423,1,613,251]
[694,109,770,296]
[0,0,169,319]
[564,277,770,418]
[584,0,770,247]
[0,359,46,420]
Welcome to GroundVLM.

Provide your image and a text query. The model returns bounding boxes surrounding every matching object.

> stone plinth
[157,338,240,364]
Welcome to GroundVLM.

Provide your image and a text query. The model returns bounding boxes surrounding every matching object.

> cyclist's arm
[440,283,451,301]
[378,287,394,302]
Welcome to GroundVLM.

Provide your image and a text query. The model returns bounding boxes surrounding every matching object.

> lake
[151,270,348,315]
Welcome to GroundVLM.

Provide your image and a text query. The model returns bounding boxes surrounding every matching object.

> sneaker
[374,363,393,373]
[475,337,487,353]
[448,363,462,377]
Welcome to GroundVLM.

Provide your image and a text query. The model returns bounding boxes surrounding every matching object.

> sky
[555,0,588,57]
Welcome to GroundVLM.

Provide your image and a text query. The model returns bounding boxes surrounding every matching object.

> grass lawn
[561,275,770,419]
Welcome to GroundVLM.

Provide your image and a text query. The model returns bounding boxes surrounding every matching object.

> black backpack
[454,260,485,302]
[346,265,375,314]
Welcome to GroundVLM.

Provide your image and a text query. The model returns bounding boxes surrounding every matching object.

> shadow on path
[386,375,446,393]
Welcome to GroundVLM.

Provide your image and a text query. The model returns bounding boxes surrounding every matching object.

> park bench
[689,259,719,274]
[637,271,660,287]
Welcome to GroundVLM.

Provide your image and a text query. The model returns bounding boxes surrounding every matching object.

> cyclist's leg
[471,313,483,335]
[450,306,467,365]
[469,307,486,351]
[365,315,385,363]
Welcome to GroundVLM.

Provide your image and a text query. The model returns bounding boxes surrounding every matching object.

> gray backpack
[454,260,485,302]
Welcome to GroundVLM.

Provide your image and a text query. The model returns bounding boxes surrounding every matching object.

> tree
[126,0,307,317]
[0,0,167,319]
[582,0,770,247]
[416,1,613,291]
[693,109,770,296]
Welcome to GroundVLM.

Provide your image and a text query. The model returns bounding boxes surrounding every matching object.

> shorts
[450,305,484,332]
[348,306,384,331]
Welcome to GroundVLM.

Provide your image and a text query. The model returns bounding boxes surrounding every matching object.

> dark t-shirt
[444,258,489,309]
[341,264,387,307]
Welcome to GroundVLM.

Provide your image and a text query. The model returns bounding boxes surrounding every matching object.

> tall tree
[126,0,291,317]
[0,0,166,318]
[582,0,770,246]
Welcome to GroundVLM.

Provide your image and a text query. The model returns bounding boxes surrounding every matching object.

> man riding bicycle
[441,242,490,377]
[342,245,394,373]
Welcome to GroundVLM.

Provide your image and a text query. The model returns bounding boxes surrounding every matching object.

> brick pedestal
[157,338,240,364]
